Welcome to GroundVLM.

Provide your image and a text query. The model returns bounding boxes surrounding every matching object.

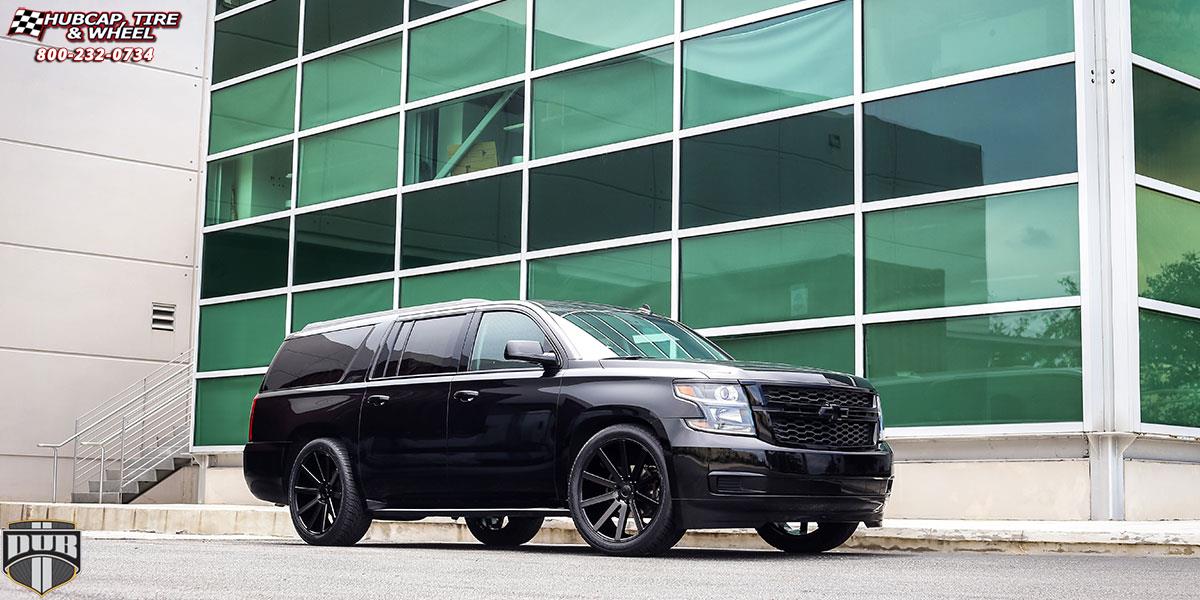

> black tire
[568,424,685,557]
[756,522,858,554]
[288,438,372,546]
[465,516,544,547]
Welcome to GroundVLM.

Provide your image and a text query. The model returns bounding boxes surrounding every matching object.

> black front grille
[767,413,877,450]
[762,385,876,409]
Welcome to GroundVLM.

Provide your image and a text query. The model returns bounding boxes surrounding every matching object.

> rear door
[357,314,470,507]
[444,310,562,507]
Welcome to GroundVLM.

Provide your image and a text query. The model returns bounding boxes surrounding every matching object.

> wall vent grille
[151,303,176,331]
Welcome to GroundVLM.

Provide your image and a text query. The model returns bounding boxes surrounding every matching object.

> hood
[598,358,874,390]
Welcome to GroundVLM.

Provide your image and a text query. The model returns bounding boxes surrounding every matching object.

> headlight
[876,393,886,434]
[675,382,756,436]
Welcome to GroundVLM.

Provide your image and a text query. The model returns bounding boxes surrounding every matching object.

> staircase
[38,350,194,504]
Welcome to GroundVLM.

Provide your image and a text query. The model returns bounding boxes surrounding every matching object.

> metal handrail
[75,350,191,425]
[38,349,194,502]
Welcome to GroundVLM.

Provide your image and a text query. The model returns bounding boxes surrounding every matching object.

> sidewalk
[3,502,1198,556]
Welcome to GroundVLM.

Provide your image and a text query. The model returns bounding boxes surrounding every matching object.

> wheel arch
[557,407,674,500]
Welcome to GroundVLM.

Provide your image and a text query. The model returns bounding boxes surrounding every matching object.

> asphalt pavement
[4,535,1196,600]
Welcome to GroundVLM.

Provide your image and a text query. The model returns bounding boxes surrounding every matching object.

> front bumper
[665,421,893,529]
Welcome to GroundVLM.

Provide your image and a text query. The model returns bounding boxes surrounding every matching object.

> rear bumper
[666,422,893,529]
[243,441,289,504]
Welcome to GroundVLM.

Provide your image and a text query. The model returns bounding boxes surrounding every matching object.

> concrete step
[5,502,1199,557]
[84,455,190,501]
[71,492,138,504]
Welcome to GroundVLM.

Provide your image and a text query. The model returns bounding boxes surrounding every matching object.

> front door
[358,314,470,507]
[445,310,561,507]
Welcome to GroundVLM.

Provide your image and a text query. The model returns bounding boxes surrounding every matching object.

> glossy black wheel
[568,424,684,556]
[288,438,371,546]
[756,521,858,554]
[465,516,544,547]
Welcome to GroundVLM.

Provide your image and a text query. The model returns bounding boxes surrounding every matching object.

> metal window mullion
[284,0,306,335]
[852,0,865,378]
[670,0,683,321]
[190,0,221,456]
[518,0,534,300]
[395,26,410,310]
[1103,0,1142,433]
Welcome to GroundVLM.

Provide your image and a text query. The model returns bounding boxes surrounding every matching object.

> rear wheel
[288,438,372,546]
[568,424,684,557]
[465,516,544,547]
[756,522,858,554]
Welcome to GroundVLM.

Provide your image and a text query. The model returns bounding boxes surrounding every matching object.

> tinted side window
[469,311,551,371]
[263,326,372,391]
[394,314,469,376]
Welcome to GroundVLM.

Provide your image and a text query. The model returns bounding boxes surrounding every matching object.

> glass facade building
[195,0,1200,516]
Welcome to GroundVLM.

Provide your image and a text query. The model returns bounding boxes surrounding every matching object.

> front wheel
[756,522,858,553]
[465,516,543,547]
[288,438,372,546]
[568,424,685,557]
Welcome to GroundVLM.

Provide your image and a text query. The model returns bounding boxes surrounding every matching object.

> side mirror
[504,340,558,368]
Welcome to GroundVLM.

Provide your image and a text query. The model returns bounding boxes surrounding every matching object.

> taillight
[247,395,259,443]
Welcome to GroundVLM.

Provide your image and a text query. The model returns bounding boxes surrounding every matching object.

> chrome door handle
[366,394,390,407]
[453,390,479,403]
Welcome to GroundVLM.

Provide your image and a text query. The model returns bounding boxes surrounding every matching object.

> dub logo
[3,521,81,596]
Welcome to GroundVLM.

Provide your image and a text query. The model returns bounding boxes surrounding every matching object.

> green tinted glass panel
[291,280,394,331]
[198,296,286,371]
[301,35,403,130]
[1137,187,1200,309]
[714,327,855,374]
[294,197,396,285]
[411,0,475,19]
[401,263,520,307]
[1132,0,1200,79]
[201,218,290,298]
[864,0,1074,91]
[407,0,525,101]
[680,218,854,328]
[401,173,520,268]
[867,309,1083,426]
[864,65,1077,202]
[212,0,299,84]
[209,69,296,154]
[866,185,1080,313]
[205,142,292,226]
[1134,67,1200,193]
[533,47,673,159]
[404,86,525,184]
[194,375,263,446]
[683,3,852,127]
[1141,310,1200,427]
[298,116,399,207]
[529,143,672,250]
[528,243,671,311]
[217,0,258,15]
[680,109,853,228]
[534,0,673,68]
[303,0,404,53]
[683,0,795,29]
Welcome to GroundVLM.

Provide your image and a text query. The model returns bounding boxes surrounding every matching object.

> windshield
[548,309,730,361]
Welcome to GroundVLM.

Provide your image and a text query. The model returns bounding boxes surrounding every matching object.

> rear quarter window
[262,325,373,391]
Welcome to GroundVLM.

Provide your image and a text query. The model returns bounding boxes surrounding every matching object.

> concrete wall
[885,460,1093,521]
[1124,460,1200,520]
[0,0,207,501]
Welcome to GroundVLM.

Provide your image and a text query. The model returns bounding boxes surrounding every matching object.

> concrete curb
[4,502,1198,556]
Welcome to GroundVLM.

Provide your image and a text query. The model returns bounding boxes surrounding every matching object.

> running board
[373,508,571,521]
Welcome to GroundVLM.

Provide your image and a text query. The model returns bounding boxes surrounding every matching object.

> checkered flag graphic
[9,8,46,39]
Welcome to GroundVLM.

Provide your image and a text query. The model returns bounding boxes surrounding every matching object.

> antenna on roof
[638,304,653,315]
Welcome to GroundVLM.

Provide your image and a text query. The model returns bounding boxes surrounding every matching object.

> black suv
[244,300,892,556]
